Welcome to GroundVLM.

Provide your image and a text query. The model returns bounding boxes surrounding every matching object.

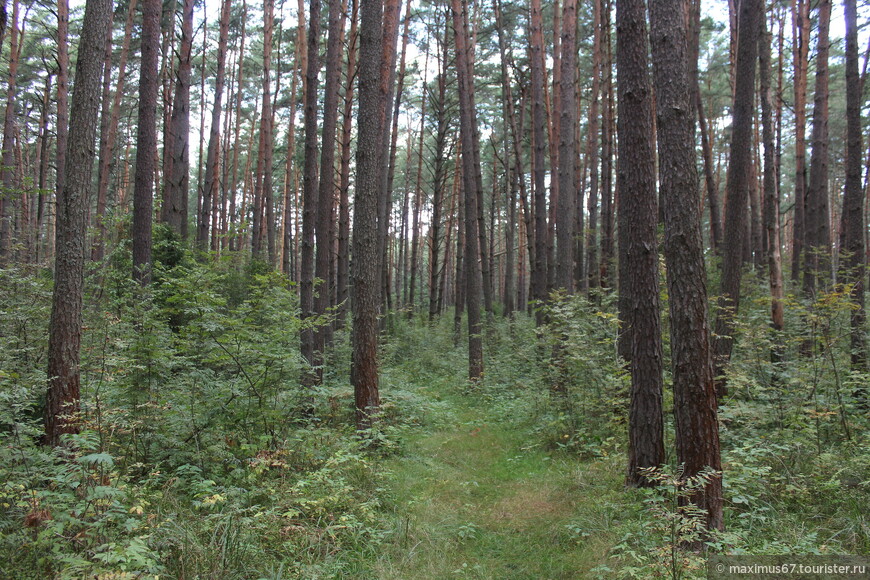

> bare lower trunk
[649,0,722,530]
[46,0,112,446]
[617,0,664,487]
[132,0,162,284]
[839,0,867,389]
[760,16,785,343]
[301,0,321,390]
[802,0,831,294]
[162,0,195,239]
[336,0,358,324]
[530,0,547,322]
[713,0,760,394]
[352,0,387,429]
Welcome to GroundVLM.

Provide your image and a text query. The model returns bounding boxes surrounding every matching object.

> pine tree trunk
[0,0,20,263]
[336,0,359,324]
[93,0,136,262]
[45,0,112,446]
[839,0,867,386]
[219,50,236,252]
[453,157,465,344]
[262,0,277,263]
[529,0,547,323]
[36,72,52,262]
[391,11,412,310]
[162,0,194,239]
[555,0,576,293]
[760,12,785,360]
[197,7,226,252]
[697,96,721,255]
[444,155,461,315]
[802,0,831,294]
[585,0,602,291]
[132,0,162,284]
[301,0,321,389]
[377,0,403,317]
[352,0,386,428]
[599,0,615,290]
[251,0,275,262]
[160,0,177,203]
[649,0,722,530]
[494,0,516,316]
[690,0,722,256]
[229,0,248,252]
[452,0,483,379]
[616,0,665,487]
[283,0,306,276]
[714,0,760,394]
[408,74,426,318]
[316,0,347,354]
[55,0,69,226]
[749,154,763,268]
[790,0,810,282]
[428,20,452,323]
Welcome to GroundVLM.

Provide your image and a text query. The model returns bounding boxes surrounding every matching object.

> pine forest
[0,0,869,576]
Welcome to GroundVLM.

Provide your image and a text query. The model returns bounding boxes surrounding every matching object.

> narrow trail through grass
[374,380,628,579]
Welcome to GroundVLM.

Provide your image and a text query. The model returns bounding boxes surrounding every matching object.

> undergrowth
[0,247,868,578]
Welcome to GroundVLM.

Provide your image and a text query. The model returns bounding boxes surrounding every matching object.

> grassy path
[373,386,628,579]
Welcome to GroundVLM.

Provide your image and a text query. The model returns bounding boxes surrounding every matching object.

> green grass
[373,381,633,579]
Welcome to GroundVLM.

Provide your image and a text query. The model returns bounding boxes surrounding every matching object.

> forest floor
[370,376,629,579]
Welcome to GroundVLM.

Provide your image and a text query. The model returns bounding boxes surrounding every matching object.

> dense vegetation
[0,0,868,575]
[1,243,867,578]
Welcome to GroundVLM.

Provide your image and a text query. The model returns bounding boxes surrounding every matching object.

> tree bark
[600,0,615,290]
[0,0,19,263]
[452,0,483,380]
[790,0,810,283]
[337,0,359,325]
[376,0,402,317]
[229,0,248,252]
[649,0,723,530]
[713,0,760,393]
[388,7,412,312]
[36,71,52,262]
[408,68,427,318]
[428,17,454,323]
[616,0,665,488]
[159,0,177,205]
[262,0,277,263]
[251,0,275,262]
[494,0,516,316]
[132,0,162,284]
[839,0,867,387]
[802,0,831,295]
[315,0,348,354]
[585,0,602,291]
[162,0,194,239]
[93,0,137,261]
[352,0,386,428]
[45,0,112,446]
[760,13,785,354]
[197,3,229,252]
[529,0,547,323]
[554,0,576,293]
[282,0,306,275]
[453,154,465,344]
[697,96,721,255]
[55,0,69,230]
[301,0,322,391]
